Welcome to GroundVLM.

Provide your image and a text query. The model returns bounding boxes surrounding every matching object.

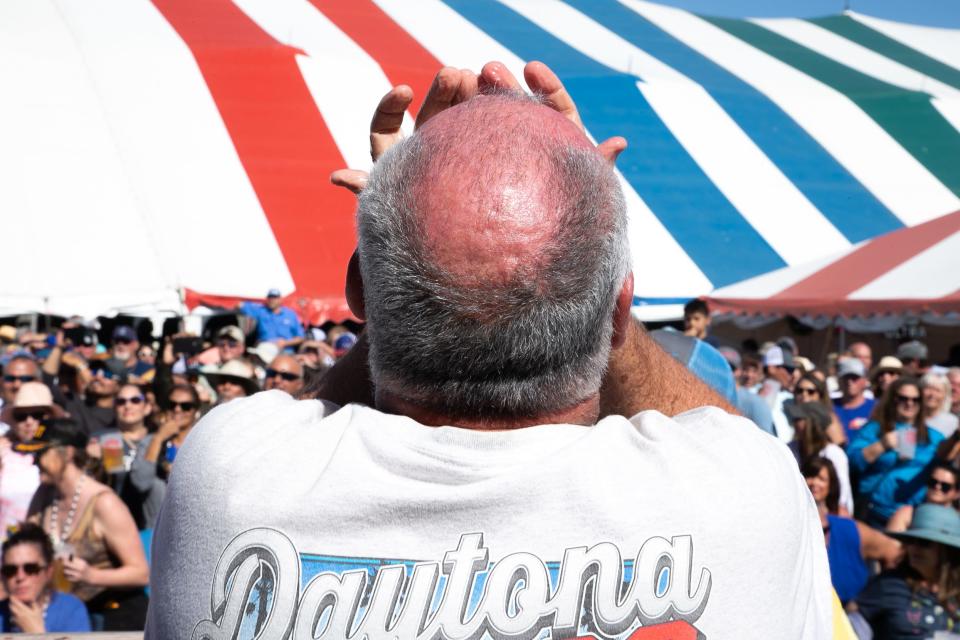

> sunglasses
[14,410,46,423]
[90,367,115,380]
[896,395,920,406]
[0,563,45,578]
[169,401,197,412]
[264,368,301,381]
[217,339,239,348]
[795,387,819,397]
[3,375,37,384]
[929,479,957,492]
[115,396,145,407]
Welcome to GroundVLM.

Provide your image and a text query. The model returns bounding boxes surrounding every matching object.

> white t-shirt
[146,391,831,639]
[821,443,855,516]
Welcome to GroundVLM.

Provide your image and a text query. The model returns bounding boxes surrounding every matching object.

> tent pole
[819,321,835,370]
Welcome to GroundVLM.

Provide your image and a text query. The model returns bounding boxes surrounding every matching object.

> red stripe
[153,0,357,325]
[307,0,441,113]
[575,621,701,640]
[774,210,960,300]
[707,298,960,317]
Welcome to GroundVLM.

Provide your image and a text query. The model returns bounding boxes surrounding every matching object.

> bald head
[265,354,304,395]
[357,90,629,419]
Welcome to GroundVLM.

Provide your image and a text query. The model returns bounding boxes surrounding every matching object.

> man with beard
[51,359,122,436]
[108,326,153,382]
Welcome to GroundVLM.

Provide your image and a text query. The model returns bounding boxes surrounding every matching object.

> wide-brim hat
[203,359,260,396]
[870,356,903,379]
[887,504,960,549]
[785,401,832,430]
[13,381,54,410]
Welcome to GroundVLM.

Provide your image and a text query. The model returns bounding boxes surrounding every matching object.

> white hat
[203,359,260,396]
[837,358,866,379]
[13,382,53,409]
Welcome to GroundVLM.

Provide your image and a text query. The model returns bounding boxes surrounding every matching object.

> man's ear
[345,249,366,321]
[611,272,634,349]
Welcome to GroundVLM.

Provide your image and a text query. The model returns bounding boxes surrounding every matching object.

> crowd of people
[0,297,357,632]
[686,300,960,637]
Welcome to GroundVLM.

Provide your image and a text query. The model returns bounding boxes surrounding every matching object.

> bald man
[263,354,304,395]
[148,64,830,638]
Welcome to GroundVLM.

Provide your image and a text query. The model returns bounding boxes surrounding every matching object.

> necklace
[49,475,86,549]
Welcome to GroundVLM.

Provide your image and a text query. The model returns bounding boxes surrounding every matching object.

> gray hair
[921,371,952,415]
[357,94,629,419]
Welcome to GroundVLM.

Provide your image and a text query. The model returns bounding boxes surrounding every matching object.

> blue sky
[653,0,960,27]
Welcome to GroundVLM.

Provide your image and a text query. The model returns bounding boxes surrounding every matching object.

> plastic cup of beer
[52,543,75,593]
[101,435,124,473]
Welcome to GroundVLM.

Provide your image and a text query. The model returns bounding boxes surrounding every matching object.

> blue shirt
[833,397,876,441]
[239,302,305,343]
[826,515,869,605]
[0,591,91,632]
[735,387,776,437]
[847,420,944,526]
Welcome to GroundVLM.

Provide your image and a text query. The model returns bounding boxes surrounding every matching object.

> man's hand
[9,597,45,633]
[330,61,626,195]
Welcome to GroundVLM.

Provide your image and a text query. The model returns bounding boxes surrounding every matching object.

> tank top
[44,490,114,602]
[826,515,869,604]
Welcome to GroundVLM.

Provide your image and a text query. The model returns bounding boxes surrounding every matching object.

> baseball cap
[334,332,358,356]
[266,288,282,299]
[112,325,137,343]
[79,331,97,347]
[217,326,245,344]
[897,340,928,362]
[763,346,796,370]
[13,418,87,454]
[837,358,866,379]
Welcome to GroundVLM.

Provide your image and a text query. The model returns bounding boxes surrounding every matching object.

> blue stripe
[442,0,786,287]
[566,0,903,243]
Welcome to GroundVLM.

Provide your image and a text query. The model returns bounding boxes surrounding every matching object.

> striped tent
[3,0,959,323]
[707,209,960,329]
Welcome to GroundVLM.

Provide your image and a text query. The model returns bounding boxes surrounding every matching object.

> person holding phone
[848,378,944,528]
[0,523,90,632]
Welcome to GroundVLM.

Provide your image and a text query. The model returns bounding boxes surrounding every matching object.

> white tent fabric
[2,0,959,321]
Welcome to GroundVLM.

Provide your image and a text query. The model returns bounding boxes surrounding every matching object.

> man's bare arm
[600,319,736,418]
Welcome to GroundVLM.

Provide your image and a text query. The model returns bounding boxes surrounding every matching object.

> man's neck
[376,389,601,430]
[841,394,865,409]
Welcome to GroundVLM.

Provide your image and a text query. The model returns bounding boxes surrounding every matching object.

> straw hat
[203,359,260,396]
[888,504,960,549]
[870,356,903,380]
[13,382,53,409]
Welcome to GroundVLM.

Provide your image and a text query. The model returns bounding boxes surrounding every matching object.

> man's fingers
[370,84,413,161]
[597,137,628,164]
[479,61,522,93]
[453,68,478,107]
[330,169,369,195]
[416,67,473,129]
[523,60,583,129]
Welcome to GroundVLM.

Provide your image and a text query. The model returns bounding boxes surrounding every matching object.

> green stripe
[810,15,960,91]
[705,16,960,197]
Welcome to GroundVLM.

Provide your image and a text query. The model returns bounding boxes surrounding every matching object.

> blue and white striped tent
[3,0,958,321]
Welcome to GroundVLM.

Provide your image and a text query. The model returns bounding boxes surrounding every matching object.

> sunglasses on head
[169,401,197,412]
[115,396,145,407]
[14,410,46,423]
[929,479,957,492]
[3,375,36,384]
[896,394,920,405]
[0,563,45,578]
[265,368,300,382]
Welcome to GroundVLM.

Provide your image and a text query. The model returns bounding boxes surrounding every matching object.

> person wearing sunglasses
[89,384,164,532]
[887,462,960,534]
[788,402,854,516]
[0,523,90,632]
[848,378,945,528]
[16,418,148,630]
[794,372,846,445]
[138,384,201,483]
[850,504,960,637]
[0,355,39,417]
[263,355,304,396]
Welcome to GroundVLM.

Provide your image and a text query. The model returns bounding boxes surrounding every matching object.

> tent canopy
[3,0,959,323]
[707,209,960,329]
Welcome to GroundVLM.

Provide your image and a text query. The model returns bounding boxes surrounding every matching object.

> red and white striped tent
[707,209,960,329]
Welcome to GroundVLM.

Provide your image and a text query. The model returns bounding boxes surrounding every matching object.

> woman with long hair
[136,384,201,481]
[19,419,149,630]
[803,457,901,605]
[789,402,853,515]
[888,462,960,533]
[848,377,945,528]
[852,504,960,637]
[793,372,846,444]
[0,523,90,632]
